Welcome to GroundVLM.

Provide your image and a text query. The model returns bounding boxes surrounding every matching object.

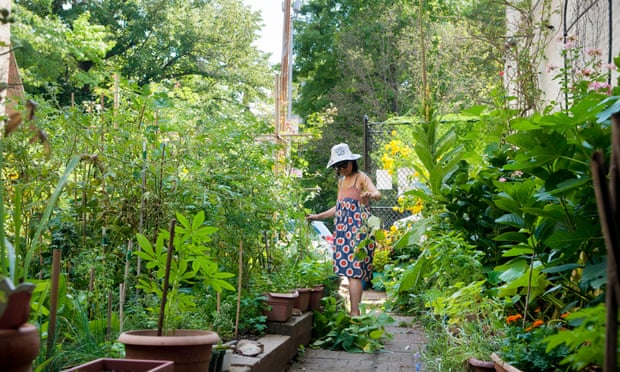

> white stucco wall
[507,0,619,110]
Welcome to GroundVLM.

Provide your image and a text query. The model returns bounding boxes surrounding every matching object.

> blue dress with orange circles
[332,175,375,283]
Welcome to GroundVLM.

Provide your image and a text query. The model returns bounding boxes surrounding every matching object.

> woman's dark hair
[337,159,359,175]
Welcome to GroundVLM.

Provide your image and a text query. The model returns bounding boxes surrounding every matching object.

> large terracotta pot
[0,323,40,372]
[264,291,299,322]
[119,329,220,372]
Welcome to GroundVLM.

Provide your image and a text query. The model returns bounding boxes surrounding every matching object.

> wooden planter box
[491,353,524,372]
[62,358,174,372]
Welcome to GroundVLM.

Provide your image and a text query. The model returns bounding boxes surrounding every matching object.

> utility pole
[279,0,292,134]
[0,0,10,121]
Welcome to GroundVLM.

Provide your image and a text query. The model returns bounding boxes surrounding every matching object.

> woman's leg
[348,277,363,316]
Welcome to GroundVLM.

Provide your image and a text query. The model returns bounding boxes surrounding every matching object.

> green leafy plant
[544,304,609,370]
[312,297,394,353]
[496,315,570,372]
[134,211,235,333]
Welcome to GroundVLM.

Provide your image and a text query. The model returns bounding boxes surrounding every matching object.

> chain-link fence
[363,116,412,228]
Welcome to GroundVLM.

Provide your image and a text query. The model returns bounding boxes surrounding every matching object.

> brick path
[286,286,427,372]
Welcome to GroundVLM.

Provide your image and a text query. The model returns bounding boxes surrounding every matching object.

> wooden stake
[234,241,243,339]
[158,219,176,336]
[46,249,62,364]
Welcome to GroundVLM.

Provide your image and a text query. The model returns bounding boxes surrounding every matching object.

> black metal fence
[363,115,412,228]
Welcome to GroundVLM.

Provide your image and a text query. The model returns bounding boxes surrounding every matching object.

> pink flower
[588,81,612,95]
[546,64,558,73]
[499,177,507,182]
[562,41,575,50]
[580,68,593,77]
[586,48,602,56]
[604,63,618,71]
[499,71,505,77]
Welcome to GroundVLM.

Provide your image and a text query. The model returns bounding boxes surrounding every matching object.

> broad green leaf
[502,246,534,257]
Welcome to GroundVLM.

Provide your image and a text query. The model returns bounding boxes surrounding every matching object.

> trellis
[363,116,412,228]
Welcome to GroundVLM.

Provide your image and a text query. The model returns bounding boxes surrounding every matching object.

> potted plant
[253,267,299,322]
[119,211,235,372]
[296,256,337,311]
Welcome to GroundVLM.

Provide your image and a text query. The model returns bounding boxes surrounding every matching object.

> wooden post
[591,112,620,372]
[234,241,243,339]
[157,219,176,336]
[46,249,62,364]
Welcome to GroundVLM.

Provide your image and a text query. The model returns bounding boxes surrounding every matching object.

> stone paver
[286,288,427,372]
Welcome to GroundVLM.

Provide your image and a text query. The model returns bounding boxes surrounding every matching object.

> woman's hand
[361,191,378,204]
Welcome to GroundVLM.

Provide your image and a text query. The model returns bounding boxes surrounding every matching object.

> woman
[307,143,381,316]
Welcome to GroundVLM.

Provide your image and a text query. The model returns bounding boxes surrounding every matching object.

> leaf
[399,255,430,293]
[369,328,384,339]
[540,263,580,274]
[495,258,528,283]
[502,246,534,257]
[494,213,525,228]
[493,232,528,243]
[176,212,190,230]
[24,155,82,280]
[192,210,206,230]
[596,96,620,123]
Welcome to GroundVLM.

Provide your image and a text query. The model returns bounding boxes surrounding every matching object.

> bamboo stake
[158,219,176,336]
[137,140,146,283]
[107,291,112,341]
[234,240,243,339]
[113,73,119,129]
[46,249,61,364]
[120,240,131,331]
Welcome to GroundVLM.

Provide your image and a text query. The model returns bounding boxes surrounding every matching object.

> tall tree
[12,0,273,106]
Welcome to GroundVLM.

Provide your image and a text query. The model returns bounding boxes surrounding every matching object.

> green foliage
[49,292,123,370]
[544,304,613,370]
[134,211,234,333]
[397,231,485,294]
[497,323,570,372]
[312,297,394,353]
[421,316,501,371]
[424,280,503,327]
[14,0,272,104]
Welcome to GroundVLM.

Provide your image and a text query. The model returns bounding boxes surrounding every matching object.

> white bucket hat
[326,143,361,168]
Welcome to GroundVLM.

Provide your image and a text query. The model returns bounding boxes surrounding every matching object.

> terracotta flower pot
[264,291,299,322]
[309,284,325,310]
[0,323,40,372]
[118,329,220,372]
[293,287,312,312]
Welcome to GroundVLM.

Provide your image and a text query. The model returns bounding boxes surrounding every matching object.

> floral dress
[332,175,375,283]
